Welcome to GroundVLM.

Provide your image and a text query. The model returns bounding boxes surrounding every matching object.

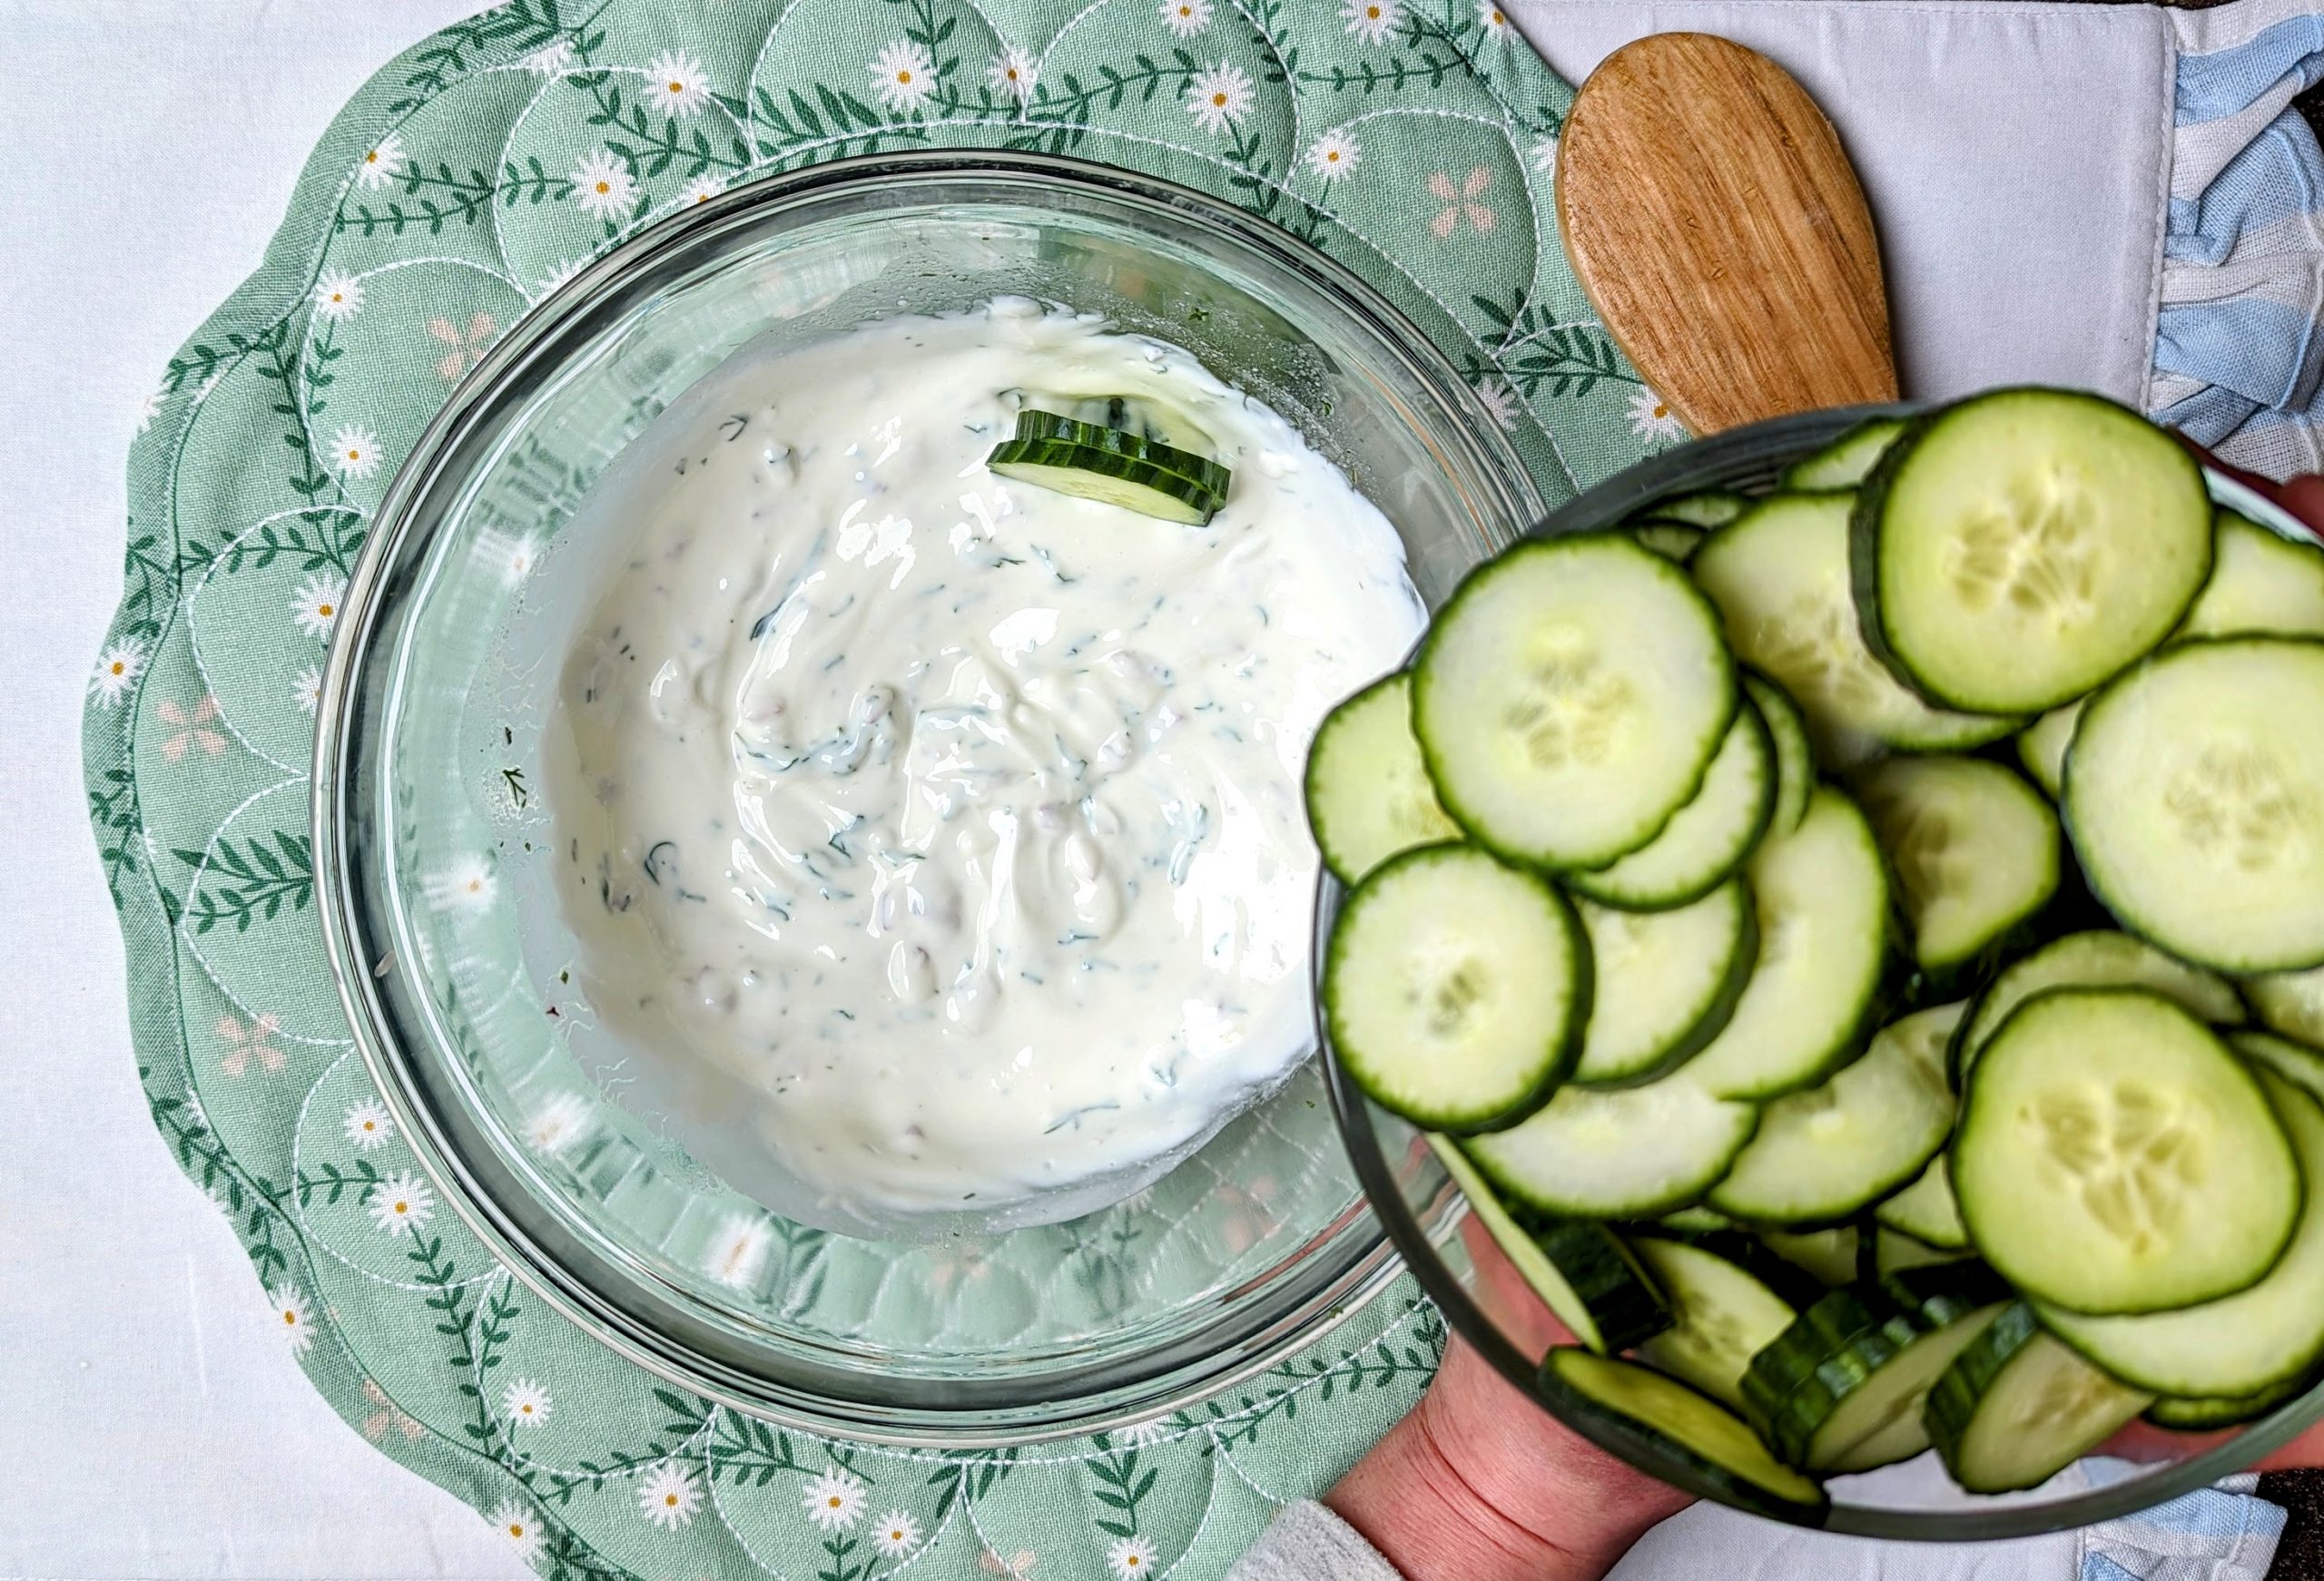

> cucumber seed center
[2027,1083,2202,1254]
[1948,474,2099,624]
[2162,740,2312,872]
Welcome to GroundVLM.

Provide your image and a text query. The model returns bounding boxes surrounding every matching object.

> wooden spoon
[1555,32,1898,435]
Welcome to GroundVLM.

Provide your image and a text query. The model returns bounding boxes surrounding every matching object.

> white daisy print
[533,257,587,300]
[502,1377,554,1429]
[1108,1534,1158,1578]
[291,572,347,642]
[426,853,497,911]
[678,173,726,208]
[1476,0,1512,36]
[573,148,638,221]
[638,1461,701,1529]
[88,639,149,708]
[1341,0,1399,44]
[524,1092,595,1154]
[644,50,712,117]
[355,133,405,191]
[1530,133,1559,172]
[1160,0,1213,36]
[1305,129,1361,181]
[520,37,577,76]
[136,388,163,434]
[294,663,322,715]
[313,269,365,323]
[343,1097,395,1151]
[987,46,1039,102]
[872,1510,922,1558]
[705,1213,772,1289]
[1627,386,1688,443]
[367,1168,437,1237]
[871,41,937,113]
[1116,1416,1173,1448]
[489,1500,543,1563]
[1475,378,1521,431]
[330,423,381,480]
[1185,62,1254,134]
[802,1467,867,1531]
[269,1284,314,1355]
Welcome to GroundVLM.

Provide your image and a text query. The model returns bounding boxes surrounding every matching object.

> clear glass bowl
[312,152,1543,1443]
[1323,405,2324,1537]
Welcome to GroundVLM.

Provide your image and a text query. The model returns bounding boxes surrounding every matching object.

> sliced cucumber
[1566,700,1775,910]
[2040,1070,2324,1398]
[2246,967,2324,1049]
[1006,408,1232,499]
[1305,673,1460,886]
[1709,1003,1960,1227]
[1429,1138,1671,1352]
[1761,1225,1865,1288]
[1875,1227,1975,1278]
[1464,1072,1758,1219]
[987,427,1228,525]
[1415,535,1738,870]
[1679,787,1893,1102]
[1323,843,1588,1132]
[1782,416,1906,492]
[2064,636,2324,973]
[1652,489,1754,529]
[2147,1372,2313,1431]
[1692,492,2018,769]
[1631,1236,1809,1410]
[1538,1350,1828,1517]
[1573,883,1757,1086]
[2236,1029,2324,1105]
[1745,673,1815,837]
[1925,1301,2152,1495]
[2179,509,2324,640]
[1955,987,2300,1315]
[1876,1154,1967,1250]
[2015,701,2083,800]
[1854,757,2060,979]
[1660,1205,1738,1234]
[1634,521,1709,562]
[1743,1267,2008,1471]
[1852,388,2212,714]
[1951,929,2243,1086]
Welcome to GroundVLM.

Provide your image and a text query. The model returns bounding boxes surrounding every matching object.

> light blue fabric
[2156,3,2324,477]
[2077,1459,2285,1581]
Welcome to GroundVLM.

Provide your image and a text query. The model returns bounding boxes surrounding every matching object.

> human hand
[1325,1208,1693,1581]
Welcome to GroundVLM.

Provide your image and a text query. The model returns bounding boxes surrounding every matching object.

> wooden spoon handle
[1556,33,1898,436]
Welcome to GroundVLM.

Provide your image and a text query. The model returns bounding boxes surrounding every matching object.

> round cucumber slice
[1650,489,1754,528]
[1539,1350,1827,1517]
[2065,636,2324,973]
[1572,882,1757,1087]
[1006,407,1231,497]
[1634,521,1709,561]
[2146,1373,2313,1431]
[2246,967,2324,1049]
[1875,1154,1967,1250]
[1304,673,1459,886]
[1743,673,1815,837]
[1566,700,1775,911]
[1464,1072,1758,1219]
[1925,1302,2152,1495]
[1854,388,2212,714]
[2178,508,2324,640]
[1955,987,2300,1315]
[1853,756,2060,977]
[1323,843,1588,1133]
[1415,534,1737,870]
[987,440,1225,525]
[1630,1235,1806,1410]
[2014,700,2083,800]
[1951,929,2242,1087]
[1782,416,1906,492]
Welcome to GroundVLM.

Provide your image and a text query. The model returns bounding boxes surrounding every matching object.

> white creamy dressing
[547,302,1422,1220]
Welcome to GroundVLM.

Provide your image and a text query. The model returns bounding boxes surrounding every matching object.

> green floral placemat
[83,1,1674,1575]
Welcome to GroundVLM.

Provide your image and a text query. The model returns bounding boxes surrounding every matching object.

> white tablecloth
[0,2,2200,1574]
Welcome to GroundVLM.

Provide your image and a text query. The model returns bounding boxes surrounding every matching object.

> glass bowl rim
[310,148,1544,1444]
[1320,404,2324,1540]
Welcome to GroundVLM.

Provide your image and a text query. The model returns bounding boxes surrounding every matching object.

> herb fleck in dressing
[547,303,1422,1220]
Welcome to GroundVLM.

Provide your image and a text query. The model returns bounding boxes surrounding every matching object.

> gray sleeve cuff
[1226,1498,1405,1581]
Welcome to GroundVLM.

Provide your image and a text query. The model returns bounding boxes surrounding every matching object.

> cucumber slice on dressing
[2015,700,2083,800]
[1652,489,1754,529]
[1679,788,1893,1102]
[1429,1138,1671,1353]
[2178,509,2324,640]
[1709,1003,1961,1227]
[1854,756,2060,978]
[1304,673,1460,886]
[2041,1071,2324,1399]
[1464,1072,1758,1219]
[1573,883,1758,1086]
[1692,492,2018,769]
[1925,1302,2152,1495]
[1745,673,1816,837]
[1853,388,2212,714]
[2064,636,2324,973]
[1781,416,1906,492]
[1323,844,1588,1132]
[1876,1154,1968,1250]
[987,433,1228,525]
[1415,535,1737,869]
[1955,987,2300,1315]
[1630,1236,1807,1410]
[1951,929,2243,1086]
[1566,700,1776,910]
[2246,969,2324,1050]
[1005,408,1233,498]
[1538,1350,1828,1517]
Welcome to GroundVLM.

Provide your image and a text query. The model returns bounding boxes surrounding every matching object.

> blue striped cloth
[2077,1459,2284,1581]
[2152,0,2324,478]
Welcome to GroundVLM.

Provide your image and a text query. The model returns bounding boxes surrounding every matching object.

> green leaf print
[388,0,576,113]
[174,830,313,933]
[89,766,143,900]
[752,83,929,165]
[926,1447,1019,1526]
[180,507,365,578]
[1089,1445,1159,1539]
[296,1157,386,1207]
